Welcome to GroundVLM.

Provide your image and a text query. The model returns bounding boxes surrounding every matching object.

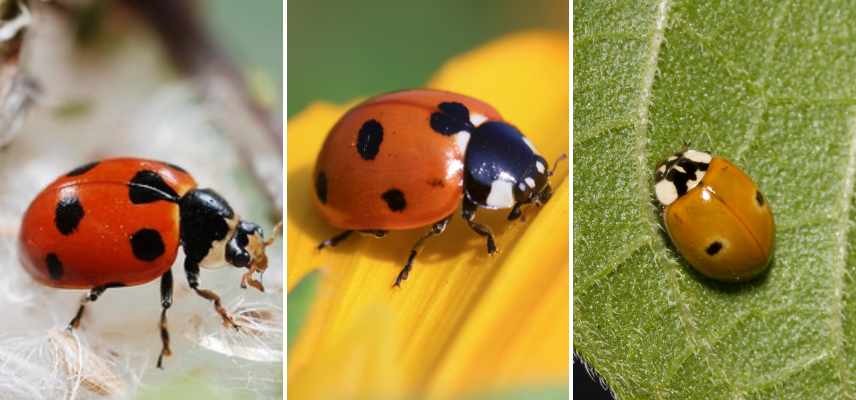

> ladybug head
[512,153,566,214]
[226,220,281,292]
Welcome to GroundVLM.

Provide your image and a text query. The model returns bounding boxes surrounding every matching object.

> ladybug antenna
[548,154,567,177]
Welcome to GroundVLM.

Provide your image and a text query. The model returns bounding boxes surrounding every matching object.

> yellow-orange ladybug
[654,149,774,281]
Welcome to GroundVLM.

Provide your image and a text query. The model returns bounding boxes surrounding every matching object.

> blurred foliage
[287,0,568,117]
[206,0,283,107]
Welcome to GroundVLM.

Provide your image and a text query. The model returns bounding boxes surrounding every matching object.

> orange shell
[19,158,197,288]
[313,89,503,230]
[664,157,775,281]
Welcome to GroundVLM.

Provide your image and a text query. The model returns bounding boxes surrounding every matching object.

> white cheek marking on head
[657,164,666,174]
[525,177,536,188]
[518,182,527,191]
[668,155,678,162]
[454,131,471,154]
[536,161,546,174]
[655,180,678,205]
[522,137,537,153]
[486,180,516,208]
[674,165,686,174]
[470,113,488,127]
[684,149,712,164]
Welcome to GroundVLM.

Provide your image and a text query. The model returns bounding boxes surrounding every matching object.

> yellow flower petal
[287,30,568,399]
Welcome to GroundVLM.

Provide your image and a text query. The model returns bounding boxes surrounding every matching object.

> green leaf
[574,1,856,399]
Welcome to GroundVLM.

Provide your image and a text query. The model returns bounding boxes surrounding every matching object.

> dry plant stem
[121,0,283,212]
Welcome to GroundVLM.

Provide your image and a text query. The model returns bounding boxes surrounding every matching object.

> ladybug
[312,89,564,286]
[18,158,278,368]
[654,149,775,281]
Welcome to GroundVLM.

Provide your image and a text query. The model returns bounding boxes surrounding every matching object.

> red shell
[18,158,197,289]
[312,89,502,230]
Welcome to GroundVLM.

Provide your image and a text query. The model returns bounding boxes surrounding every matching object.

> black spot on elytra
[130,229,166,261]
[66,161,99,177]
[428,178,445,188]
[756,190,765,206]
[129,170,179,204]
[55,196,84,235]
[165,162,187,173]
[430,102,472,135]
[356,120,383,160]
[315,171,328,203]
[45,253,63,280]
[381,189,406,212]
[706,241,723,256]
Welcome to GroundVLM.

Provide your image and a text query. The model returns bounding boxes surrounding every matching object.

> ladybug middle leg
[157,270,173,369]
[185,258,239,330]
[393,216,451,287]
[317,230,354,250]
[462,198,497,255]
[67,283,115,330]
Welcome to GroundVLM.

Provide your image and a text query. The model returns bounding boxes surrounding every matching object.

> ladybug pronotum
[18,158,277,368]
[312,89,564,286]
[654,149,775,281]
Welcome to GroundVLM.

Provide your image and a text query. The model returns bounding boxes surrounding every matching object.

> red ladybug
[313,89,563,286]
[18,158,277,368]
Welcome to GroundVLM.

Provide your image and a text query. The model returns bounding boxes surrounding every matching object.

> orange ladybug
[313,89,563,286]
[654,149,775,281]
[18,158,277,368]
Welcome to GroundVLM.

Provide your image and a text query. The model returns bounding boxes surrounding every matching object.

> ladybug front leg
[67,285,109,330]
[157,270,173,369]
[184,258,239,330]
[462,198,497,254]
[393,216,451,287]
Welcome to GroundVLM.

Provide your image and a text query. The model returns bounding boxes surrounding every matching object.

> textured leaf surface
[574,1,856,399]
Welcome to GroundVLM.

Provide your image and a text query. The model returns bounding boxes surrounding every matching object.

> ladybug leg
[462,199,497,255]
[507,202,527,221]
[393,217,451,287]
[67,285,108,330]
[317,230,354,250]
[157,270,173,369]
[184,258,239,330]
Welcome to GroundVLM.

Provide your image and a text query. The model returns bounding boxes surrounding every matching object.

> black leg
[157,270,173,369]
[67,285,108,330]
[462,199,497,255]
[393,217,451,287]
[507,202,528,221]
[185,258,239,330]
[317,230,354,250]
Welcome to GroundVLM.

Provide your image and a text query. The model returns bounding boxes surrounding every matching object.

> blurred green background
[287,0,568,117]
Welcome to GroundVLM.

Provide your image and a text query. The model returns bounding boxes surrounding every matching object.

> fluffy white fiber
[0,3,282,399]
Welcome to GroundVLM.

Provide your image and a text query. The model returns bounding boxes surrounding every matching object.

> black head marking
[381,189,407,212]
[226,221,261,268]
[356,119,384,160]
[130,228,166,261]
[66,161,99,177]
[55,196,84,235]
[129,170,180,204]
[756,190,765,206]
[706,241,723,256]
[430,102,472,135]
[165,162,187,173]
[315,171,328,203]
[45,253,63,280]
